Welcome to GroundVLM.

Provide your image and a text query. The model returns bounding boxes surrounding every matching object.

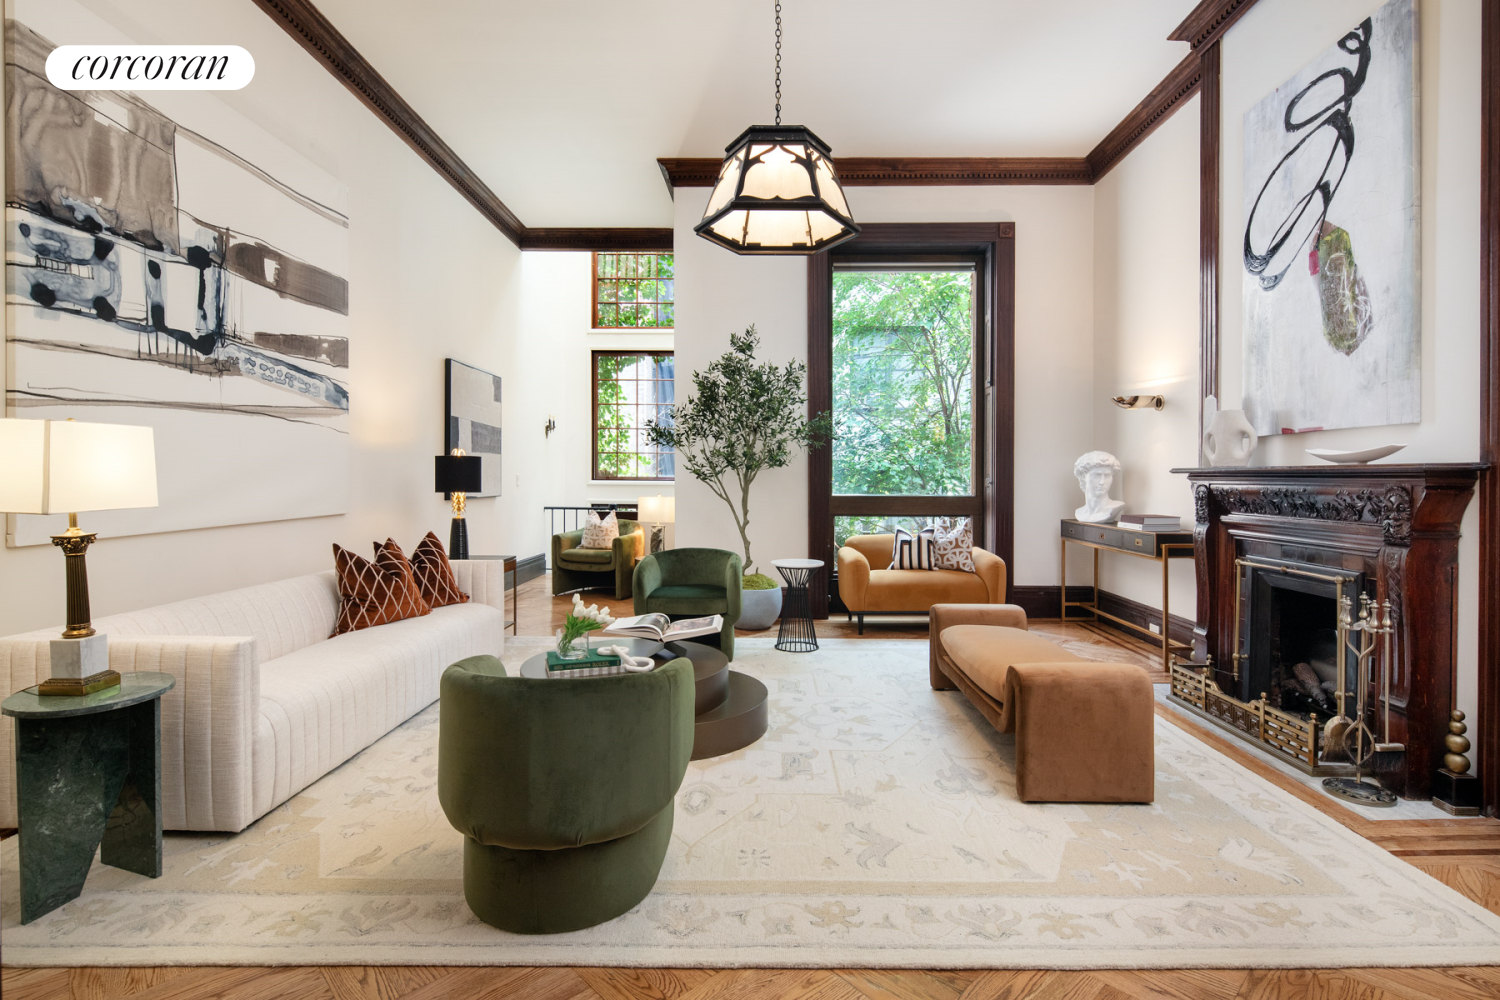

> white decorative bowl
[1306,444,1407,465]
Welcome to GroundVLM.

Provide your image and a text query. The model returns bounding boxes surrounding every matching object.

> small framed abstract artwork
[445,359,502,497]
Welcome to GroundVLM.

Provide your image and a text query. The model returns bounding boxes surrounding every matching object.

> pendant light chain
[774,2,782,126]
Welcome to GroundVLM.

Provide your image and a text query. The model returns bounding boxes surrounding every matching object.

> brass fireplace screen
[1170,557,1397,776]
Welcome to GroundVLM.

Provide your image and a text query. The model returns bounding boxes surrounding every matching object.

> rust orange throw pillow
[406,531,471,608]
[331,542,431,636]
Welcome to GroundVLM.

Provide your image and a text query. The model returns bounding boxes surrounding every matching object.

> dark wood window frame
[592,252,675,330]
[807,223,1016,618]
[591,350,674,482]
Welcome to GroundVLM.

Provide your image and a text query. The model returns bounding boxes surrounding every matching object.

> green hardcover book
[545,649,623,671]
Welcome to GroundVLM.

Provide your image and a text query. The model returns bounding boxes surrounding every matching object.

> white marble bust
[1073,451,1125,524]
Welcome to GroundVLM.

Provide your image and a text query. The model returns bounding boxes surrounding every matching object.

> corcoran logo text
[45,45,255,90]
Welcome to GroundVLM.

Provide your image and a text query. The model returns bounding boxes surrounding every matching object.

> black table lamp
[434,450,482,559]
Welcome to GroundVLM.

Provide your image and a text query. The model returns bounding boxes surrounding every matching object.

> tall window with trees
[831,267,976,546]
[593,351,674,480]
[594,253,674,328]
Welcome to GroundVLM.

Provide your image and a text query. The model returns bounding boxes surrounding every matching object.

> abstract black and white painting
[445,359,502,497]
[1241,0,1419,436]
[5,0,349,546]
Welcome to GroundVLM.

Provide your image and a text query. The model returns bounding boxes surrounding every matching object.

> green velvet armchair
[633,548,743,659]
[437,654,695,934]
[551,519,645,599]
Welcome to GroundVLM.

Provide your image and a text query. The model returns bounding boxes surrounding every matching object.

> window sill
[588,480,673,487]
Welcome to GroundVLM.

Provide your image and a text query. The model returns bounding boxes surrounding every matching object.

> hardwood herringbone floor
[5,577,1497,998]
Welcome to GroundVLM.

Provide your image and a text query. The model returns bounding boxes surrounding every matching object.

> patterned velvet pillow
[331,542,431,636]
[579,510,620,549]
[888,525,937,570]
[932,518,976,572]
[405,531,470,608]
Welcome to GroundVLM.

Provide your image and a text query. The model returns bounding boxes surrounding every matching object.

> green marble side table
[3,671,174,923]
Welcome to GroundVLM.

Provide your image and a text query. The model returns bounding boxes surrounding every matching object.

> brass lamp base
[39,670,121,696]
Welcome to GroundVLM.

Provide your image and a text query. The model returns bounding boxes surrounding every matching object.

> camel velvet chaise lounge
[928,603,1155,803]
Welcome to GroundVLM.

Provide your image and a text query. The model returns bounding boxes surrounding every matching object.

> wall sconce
[544,415,556,436]
[1112,395,1164,411]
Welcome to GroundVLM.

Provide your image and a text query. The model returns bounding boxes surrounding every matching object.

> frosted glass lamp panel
[742,145,814,200]
[704,150,744,217]
[811,153,851,217]
[709,210,749,241]
[744,210,814,248]
[808,211,845,242]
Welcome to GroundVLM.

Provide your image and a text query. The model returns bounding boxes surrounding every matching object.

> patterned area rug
[4,637,1499,968]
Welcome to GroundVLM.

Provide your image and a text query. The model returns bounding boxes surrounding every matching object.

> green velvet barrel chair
[437,654,695,934]
[551,519,645,599]
[633,548,743,659]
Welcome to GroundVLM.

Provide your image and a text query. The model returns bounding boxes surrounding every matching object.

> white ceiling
[315,0,1199,228]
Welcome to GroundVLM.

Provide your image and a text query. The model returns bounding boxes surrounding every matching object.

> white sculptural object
[1201,395,1258,467]
[1073,451,1125,524]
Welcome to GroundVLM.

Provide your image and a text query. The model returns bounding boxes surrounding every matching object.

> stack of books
[1118,514,1182,532]
[545,647,627,678]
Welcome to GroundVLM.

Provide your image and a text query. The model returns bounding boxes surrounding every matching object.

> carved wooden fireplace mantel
[1174,464,1483,799]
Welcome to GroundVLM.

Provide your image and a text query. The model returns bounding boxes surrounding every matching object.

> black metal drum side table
[773,559,823,652]
[2,671,175,923]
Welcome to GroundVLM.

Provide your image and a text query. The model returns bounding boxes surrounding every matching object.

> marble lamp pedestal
[42,632,120,696]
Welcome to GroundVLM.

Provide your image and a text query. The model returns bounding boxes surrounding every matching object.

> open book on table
[603,613,722,643]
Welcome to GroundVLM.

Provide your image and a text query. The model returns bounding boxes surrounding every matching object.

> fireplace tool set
[1321,593,1401,807]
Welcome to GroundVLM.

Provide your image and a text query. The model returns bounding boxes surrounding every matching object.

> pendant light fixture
[694,2,860,255]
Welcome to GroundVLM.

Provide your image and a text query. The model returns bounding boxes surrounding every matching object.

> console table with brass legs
[1059,519,1196,672]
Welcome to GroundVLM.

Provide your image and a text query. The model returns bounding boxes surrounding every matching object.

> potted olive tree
[646,326,831,631]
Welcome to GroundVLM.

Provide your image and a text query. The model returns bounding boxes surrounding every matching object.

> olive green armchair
[437,654,695,934]
[633,548,742,659]
[551,518,645,599]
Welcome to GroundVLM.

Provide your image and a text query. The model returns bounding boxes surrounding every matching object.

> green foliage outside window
[595,253,674,328]
[594,352,674,480]
[831,270,975,497]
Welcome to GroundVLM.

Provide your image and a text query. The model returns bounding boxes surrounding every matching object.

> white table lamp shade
[637,495,675,525]
[0,418,158,514]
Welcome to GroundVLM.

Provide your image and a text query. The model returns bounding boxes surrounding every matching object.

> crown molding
[1085,51,1203,183]
[1169,0,1263,50]
[250,0,525,244]
[518,228,674,252]
[656,156,1091,193]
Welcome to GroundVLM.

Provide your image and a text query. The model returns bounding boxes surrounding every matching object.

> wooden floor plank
[955,970,1056,1000]
[575,968,715,1000]
[69,967,197,1000]
[124,966,335,1000]
[1092,968,1247,1000]
[0,968,71,1000]
[834,968,974,1000]
[320,965,450,1000]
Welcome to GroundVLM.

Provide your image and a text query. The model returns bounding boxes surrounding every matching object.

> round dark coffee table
[661,641,768,760]
[517,638,766,760]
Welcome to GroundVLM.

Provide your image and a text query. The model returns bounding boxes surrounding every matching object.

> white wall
[672,185,1096,585]
[505,251,674,562]
[0,0,522,636]
[1219,0,1482,727]
[1091,95,1203,621]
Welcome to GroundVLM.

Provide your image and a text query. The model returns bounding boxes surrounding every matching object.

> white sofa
[0,560,506,832]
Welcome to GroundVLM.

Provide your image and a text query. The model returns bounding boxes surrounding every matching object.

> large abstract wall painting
[1241,0,1419,436]
[445,359,502,497]
[5,2,350,546]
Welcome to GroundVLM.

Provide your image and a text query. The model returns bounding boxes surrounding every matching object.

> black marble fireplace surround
[1175,464,1482,799]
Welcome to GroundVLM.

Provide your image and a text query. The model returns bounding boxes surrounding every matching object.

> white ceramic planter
[738,586,784,631]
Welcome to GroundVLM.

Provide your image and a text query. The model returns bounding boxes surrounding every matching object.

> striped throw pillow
[889,526,937,570]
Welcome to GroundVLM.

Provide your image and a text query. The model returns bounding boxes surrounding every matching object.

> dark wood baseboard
[1011,585,1095,621]
[509,554,546,590]
[1012,585,1194,646]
